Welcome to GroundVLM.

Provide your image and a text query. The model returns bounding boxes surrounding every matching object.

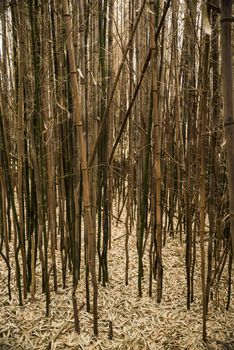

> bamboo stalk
[220,0,234,258]
[62,0,98,335]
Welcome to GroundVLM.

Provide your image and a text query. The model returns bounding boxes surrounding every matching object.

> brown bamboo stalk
[62,0,98,335]
[89,0,147,166]
[16,3,28,301]
[220,0,234,258]
[199,32,210,342]
[108,0,172,164]
[206,0,220,314]
[41,0,58,293]
[107,0,114,250]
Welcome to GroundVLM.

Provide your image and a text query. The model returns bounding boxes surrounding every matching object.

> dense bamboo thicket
[0,0,233,342]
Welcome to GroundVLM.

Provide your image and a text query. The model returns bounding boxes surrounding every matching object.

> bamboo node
[224,120,234,127]
[221,17,234,22]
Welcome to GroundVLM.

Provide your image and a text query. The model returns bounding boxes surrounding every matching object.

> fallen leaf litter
[0,212,233,350]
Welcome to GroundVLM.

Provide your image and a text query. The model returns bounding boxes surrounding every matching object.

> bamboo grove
[0,0,233,341]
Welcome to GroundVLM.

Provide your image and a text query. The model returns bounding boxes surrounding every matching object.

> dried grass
[0,214,233,350]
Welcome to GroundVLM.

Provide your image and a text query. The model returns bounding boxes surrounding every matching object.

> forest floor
[0,210,234,350]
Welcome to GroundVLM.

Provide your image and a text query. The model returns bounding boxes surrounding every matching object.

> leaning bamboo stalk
[62,0,98,335]
[108,0,172,164]
[89,0,147,166]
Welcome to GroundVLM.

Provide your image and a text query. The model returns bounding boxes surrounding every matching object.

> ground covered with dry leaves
[0,214,233,350]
